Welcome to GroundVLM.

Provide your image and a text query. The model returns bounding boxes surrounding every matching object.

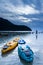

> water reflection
[36,34,38,39]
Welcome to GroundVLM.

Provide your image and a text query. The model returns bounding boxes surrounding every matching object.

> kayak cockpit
[3,45,9,50]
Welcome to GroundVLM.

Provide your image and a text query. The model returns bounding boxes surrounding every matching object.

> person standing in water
[36,30,38,39]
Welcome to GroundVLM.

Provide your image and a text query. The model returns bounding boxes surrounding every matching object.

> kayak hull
[2,38,19,54]
[18,45,34,62]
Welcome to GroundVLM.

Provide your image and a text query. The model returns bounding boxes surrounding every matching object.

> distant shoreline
[0,31,34,36]
[0,31,32,32]
[0,31,43,33]
[0,31,43,36]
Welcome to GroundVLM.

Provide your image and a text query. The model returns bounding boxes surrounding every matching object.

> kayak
[18,44,34,62]
[18,39,26,44]
[1,38,19,54]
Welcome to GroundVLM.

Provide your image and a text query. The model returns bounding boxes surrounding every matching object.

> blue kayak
[18,39,26,44]
[18,45,34,62]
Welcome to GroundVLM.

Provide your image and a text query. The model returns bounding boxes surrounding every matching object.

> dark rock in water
[0,17,32,31]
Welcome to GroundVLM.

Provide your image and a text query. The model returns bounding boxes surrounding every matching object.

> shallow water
[0,32,43,65]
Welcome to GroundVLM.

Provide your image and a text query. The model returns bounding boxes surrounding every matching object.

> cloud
[18,16,32,22]
[0,0,40,14]
[2,3,39,15]
[0,0,42,23]
[16,5,40,15]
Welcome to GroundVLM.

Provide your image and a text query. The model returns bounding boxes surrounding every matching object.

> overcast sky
[0,0,43,23]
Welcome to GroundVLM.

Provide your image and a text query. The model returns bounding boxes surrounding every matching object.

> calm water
[0,32,43,65]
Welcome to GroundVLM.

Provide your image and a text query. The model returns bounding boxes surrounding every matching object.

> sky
[0,0,43,24]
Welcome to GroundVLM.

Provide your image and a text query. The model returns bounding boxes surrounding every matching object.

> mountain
[0,18,31,31]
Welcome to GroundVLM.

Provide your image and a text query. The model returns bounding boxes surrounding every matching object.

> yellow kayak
[1,38,19,54]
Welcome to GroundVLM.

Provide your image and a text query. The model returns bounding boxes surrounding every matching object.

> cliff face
[0,18,32,31]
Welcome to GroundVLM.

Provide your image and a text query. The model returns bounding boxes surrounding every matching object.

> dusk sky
[0,0,43,31]
[0,0,43,22]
